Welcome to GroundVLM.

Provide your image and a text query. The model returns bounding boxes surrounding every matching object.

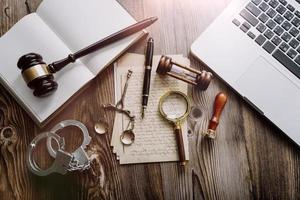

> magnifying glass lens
[161,93,188,119]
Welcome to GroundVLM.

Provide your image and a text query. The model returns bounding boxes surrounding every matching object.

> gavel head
[17,53,58,97]
[156,55,213,90]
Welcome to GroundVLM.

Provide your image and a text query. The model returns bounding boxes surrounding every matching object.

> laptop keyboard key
[287,4,295,12]
[276,5,286,14]
[295,55,300,65]
[267,8,277,18]
[289,27,299,37]
[248,31,256,39]
[257,23,267,32]
[252,0,262,5]
[240,9,259,26]
[279,42,289,52]
[243,22,251,29]
[297,46,300,53]
[287,49,297,58]
[289,38,299,48]
[240,25,249,32]
[264,29,274,39]
[274,14,284,24]
[269,0,279,8]
[274,26,284,35]
[240,22,251,32]
[264,29,275,39]
[281,21,292,30]
[246,2,262,17]
[266,19,276,29]
[263,41,276,53]
[295,11,300,18]
[259,2,269,11]
[259,13,269,23]
[273,49,300,79]
[284,11,294,20]
[232,19,241,26]
[291,17,300,27]
[255,34,267,45]
[271,35,282,45]
[279,0,287,5]
[282,32,292,42]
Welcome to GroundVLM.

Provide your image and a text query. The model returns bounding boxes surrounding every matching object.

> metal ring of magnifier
[158,91,191,122]
[46,120,91,158]
[27,132,65,176]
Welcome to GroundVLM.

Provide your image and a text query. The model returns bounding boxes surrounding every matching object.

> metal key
[115,70,133,109]
[102,103,135,130]
[103,103,132,117]
[102,70,136,145]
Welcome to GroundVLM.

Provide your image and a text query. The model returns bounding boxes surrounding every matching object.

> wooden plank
[0,1,41,200]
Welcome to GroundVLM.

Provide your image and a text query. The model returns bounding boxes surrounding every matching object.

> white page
[111,54,189,164]
[37,0,142,75]
[0,14,94,123]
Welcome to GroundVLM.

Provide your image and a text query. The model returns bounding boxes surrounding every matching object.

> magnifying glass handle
[174,125,186,166]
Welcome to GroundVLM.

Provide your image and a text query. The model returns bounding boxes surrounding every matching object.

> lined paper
[111,53,189,164]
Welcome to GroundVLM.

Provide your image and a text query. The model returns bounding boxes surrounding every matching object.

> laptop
[191,0,300,145]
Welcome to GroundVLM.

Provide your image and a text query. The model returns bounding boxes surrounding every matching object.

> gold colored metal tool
[158,91,191,166]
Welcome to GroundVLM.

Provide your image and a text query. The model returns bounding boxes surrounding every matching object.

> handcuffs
[27,120,92,176]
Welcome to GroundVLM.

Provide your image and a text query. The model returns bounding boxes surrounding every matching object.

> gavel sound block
[156,55,213,90]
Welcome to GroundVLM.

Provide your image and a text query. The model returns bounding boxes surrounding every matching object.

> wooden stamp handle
[174,126,186,166]
[208,92,227,134]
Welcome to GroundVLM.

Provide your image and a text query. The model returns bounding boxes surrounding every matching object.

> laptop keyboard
[233,0,300,79]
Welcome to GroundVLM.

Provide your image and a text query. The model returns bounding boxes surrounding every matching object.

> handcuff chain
[69,158,91,171]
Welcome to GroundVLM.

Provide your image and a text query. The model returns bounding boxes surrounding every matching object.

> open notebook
[0,0,145,126]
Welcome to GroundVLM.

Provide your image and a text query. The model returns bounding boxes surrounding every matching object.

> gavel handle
[49,17,157,72]
[174,125,186,166]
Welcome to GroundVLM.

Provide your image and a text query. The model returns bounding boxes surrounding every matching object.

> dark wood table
[0,0,299,199]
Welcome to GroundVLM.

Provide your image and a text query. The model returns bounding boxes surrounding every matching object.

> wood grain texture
[0,0,299,199]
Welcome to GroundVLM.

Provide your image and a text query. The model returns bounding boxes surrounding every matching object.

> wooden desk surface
[0,0,299,199]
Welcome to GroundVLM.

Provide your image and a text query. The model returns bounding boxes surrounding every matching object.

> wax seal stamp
[203,92,228,139]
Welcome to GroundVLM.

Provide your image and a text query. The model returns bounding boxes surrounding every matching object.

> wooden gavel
[203,92,227,139]
[17,17,157,97]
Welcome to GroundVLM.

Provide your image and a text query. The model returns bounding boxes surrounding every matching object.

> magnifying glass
[158,91,191,166]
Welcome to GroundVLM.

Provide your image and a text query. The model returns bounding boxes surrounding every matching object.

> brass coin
[94,122,108,135]
[120,130,135,145]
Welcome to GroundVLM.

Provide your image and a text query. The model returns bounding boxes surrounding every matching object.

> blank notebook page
[0,14,93,123]
[37,0,142,75]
